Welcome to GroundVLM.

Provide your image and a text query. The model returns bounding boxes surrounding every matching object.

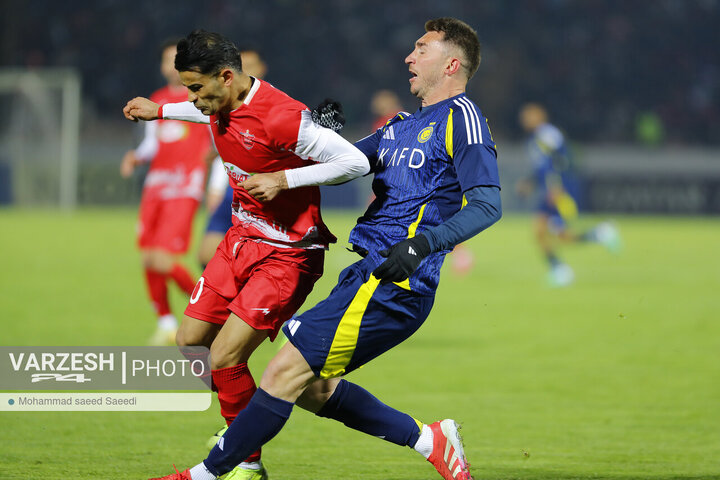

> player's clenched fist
[123,97,161,122]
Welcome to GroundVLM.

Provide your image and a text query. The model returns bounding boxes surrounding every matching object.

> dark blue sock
[316,379,421,447]
[204,388,293,476]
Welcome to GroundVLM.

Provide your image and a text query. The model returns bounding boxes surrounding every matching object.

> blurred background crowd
[2,0,718,144]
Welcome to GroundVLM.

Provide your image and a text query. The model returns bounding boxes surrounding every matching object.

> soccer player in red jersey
[120,40,213,346]
[124,30,369,480]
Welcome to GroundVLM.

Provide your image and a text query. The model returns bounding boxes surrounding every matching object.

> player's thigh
[210,312,270,369]
[176,314,221,348]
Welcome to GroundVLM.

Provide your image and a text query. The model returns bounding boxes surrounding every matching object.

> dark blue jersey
[527,123,573,193]
[352,93,500,295]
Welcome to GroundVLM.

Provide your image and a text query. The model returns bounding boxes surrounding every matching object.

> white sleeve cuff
[284,111,370,189]
[161,102,210,124]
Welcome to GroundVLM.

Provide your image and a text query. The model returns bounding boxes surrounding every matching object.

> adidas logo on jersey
[287,319,302,336]
[382,125,395,140]
[408,246,417,256]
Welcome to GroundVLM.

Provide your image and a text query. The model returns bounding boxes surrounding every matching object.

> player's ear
[219,68,233,86]
[446,57,462,76]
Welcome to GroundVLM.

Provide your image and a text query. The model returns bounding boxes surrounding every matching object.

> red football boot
[426,420,473,480]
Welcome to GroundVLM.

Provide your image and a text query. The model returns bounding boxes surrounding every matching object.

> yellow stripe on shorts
[320,274,381,379]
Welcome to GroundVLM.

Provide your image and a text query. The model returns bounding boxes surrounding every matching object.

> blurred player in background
[516,102,620,287]
[149,17,499,480]
[124,30,369,480]
[199,49,268,269]
[120,39,212,345]
[370,89,403,131]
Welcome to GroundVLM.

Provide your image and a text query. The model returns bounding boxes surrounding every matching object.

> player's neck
[229,74,254,111]
[420,85,465,107]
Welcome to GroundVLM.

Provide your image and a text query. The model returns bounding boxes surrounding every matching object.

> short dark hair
[425,18,481,79]
[174,29,243,75]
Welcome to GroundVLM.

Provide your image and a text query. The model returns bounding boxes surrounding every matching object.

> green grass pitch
[0,208,718,479]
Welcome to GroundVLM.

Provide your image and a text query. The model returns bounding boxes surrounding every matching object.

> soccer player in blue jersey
[151,17,500,480]
[516,103,620,286]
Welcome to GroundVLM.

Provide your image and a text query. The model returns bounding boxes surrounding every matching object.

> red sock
[144,268,170,317]
[212,363,261,462]
[169,263,196,296]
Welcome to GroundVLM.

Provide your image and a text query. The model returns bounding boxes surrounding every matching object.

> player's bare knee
[147,250,175,273]
[208,337,243,370]
[175,325,194,347]
[297,378,340,412]
[259,345,315,401]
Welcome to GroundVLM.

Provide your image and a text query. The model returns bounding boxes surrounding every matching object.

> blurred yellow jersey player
[517,103,621,287]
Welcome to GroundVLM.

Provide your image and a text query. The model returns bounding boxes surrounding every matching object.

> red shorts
[185,229,325,340]
[137,196,200,254]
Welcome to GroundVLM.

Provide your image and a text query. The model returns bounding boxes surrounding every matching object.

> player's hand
[120,150,138,178]
[311,98,345,132]
[123,97,160,122]
[372,235,431,284]
[238,171,288,202]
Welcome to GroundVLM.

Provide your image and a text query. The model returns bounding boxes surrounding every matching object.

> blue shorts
[206,187,234,234]
[282,258,435,379]
[537,199,565,228]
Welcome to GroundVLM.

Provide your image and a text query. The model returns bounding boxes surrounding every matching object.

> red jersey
[210,79,335,249]
[139,86,211,201]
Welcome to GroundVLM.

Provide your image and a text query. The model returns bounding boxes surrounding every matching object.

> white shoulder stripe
[453,98,484,145]
[457,96,483,144]
[457,97,478,144]
[453,99,474,145]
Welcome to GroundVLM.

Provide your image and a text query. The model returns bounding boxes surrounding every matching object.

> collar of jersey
[412,92,467,120]
[228,76,261,114]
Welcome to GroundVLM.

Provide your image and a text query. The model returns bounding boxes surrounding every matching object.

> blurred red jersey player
[120,39,212,345]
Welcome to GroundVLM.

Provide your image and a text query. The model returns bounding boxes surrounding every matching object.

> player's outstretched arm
[123,97,160,122]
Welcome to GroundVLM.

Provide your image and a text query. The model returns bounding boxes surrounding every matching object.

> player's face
[160,46,181,87]
[179,70,231,115]
[405,31,448,99]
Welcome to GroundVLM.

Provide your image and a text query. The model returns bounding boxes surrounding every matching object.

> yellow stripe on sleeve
[445,109,454,159]
[320,275,381,379]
